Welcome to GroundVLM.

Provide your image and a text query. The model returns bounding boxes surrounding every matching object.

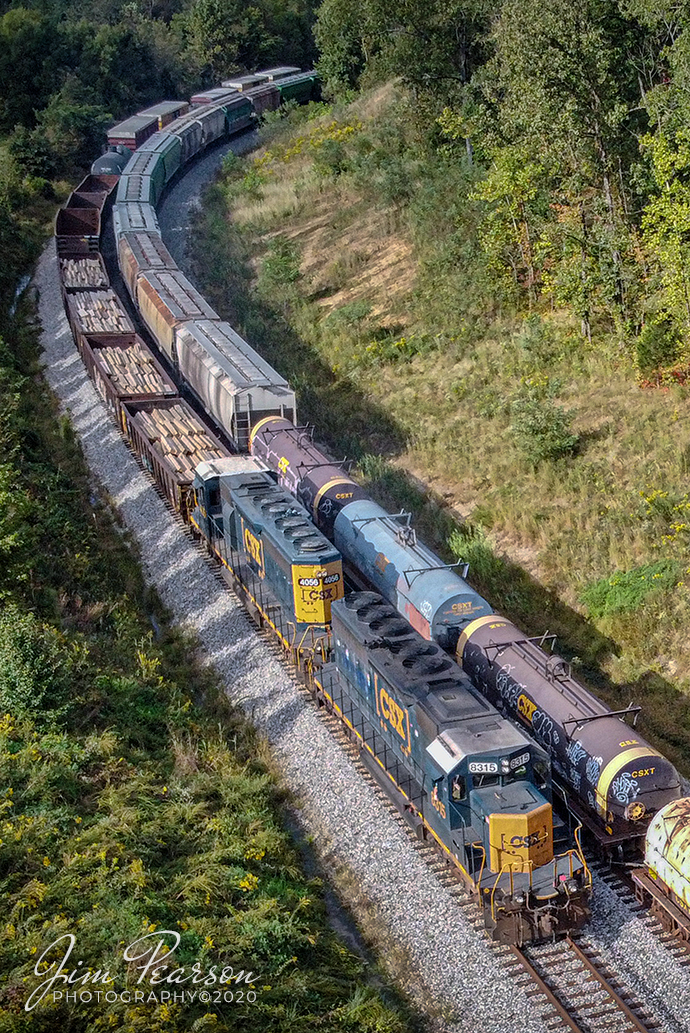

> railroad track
[508,935,664,1033]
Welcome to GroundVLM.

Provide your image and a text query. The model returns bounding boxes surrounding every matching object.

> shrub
[257,235,302,304]
[0,605,78,718]
[581,559,683,617]
[635,317,680,375]
[510,397,579,463]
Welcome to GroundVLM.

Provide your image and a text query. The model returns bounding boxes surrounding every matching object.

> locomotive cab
[191,456,271,544]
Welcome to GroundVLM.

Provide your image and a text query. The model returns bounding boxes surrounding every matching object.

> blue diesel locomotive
[321,592,591,943]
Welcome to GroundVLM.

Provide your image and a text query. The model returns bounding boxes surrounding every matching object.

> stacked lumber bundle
[136,403,226,482]
[73,292,132,334]
[60,257,108,289]
[97,341,175,397]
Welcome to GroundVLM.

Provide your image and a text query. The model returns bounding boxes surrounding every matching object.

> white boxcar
[175,320,297,450]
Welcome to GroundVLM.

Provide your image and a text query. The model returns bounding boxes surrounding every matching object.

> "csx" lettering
[379,688,406,740]
[631,767,655,777]
[517,694,537,722]
[244,527,263,568]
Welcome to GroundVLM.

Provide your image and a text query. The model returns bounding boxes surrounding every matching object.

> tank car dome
[91,146,132,175]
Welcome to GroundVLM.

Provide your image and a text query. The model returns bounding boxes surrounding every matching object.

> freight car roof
[108,114,158,137]
[138,101,189,120]
[112,202,161,237]
[258,66,301,80]
[221,74,266,90]
[196,455,269,479]
[177,320,291,391]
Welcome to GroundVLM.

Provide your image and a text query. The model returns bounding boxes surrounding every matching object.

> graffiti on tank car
[569,769,582,792]
[586,755,603,785]
[496,665,521,708]
[611,772,639,804]
[278,455,289,474]
[531,710,559,748]
[566,740,586,766]
[420,600,433,619]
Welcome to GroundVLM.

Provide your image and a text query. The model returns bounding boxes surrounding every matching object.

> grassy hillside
[189,90,690,775]
[0,298,415,1031]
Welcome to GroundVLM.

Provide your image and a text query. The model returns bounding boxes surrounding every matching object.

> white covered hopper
[175,320,296,450]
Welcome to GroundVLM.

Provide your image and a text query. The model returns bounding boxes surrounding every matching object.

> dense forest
[315,0,690,377]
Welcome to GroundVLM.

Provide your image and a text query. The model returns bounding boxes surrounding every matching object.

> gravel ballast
[33,128,690,1032]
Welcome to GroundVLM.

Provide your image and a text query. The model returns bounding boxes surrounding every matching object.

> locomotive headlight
[513,891,526,905]
[564,878,579,895]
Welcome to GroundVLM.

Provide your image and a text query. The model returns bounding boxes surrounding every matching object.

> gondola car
[320,592,591,944]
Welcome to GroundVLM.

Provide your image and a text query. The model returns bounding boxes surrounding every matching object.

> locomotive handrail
[573,825,591,885]
[401,561,470,587]
[562,706,641,734]
[473,842,487,887]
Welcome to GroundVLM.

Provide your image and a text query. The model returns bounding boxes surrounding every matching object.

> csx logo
[631,767,655,777]
[451,601,474,614]
[620,740,639,747]
[508,829,548,849]
[517,694,537,722]
[335,492,354,500]
[376,681,410,753]
[243,527,264,574]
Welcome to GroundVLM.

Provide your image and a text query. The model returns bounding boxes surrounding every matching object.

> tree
[184,0,276,79]
[641,129,690,339]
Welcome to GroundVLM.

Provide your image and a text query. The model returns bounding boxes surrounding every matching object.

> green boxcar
[275,72,319,104]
